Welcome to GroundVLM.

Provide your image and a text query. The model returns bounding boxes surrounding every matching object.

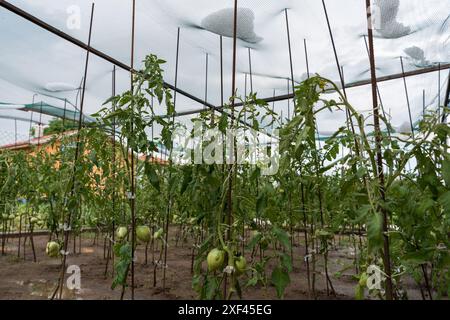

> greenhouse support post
[162,25,181,291]
[284,9,294,120]
[109,65,117,278]
[28,94,37,143]
[173,28,180,109]
[363,36,391,140]
[302,38,313,298]
[442,69,450,123]
[55,2,94,301]
[248,48,254,94]
[423,90,426,118]
[204,53,209,111]
[366,0,394,300]
[438,63,441,119]
[400,57,415,139]
[130,0,136,300]
[219,35,224,123]
[224,0,238,299]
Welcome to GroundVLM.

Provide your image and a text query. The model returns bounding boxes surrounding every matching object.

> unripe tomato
[116,226,128,240]
[207,248,225,272]
[234,256,247,275]
[46,241,60,258]
[260,236,269,250]
[153,228,164,240]
[136,226,151,243]
[359,273,368,287]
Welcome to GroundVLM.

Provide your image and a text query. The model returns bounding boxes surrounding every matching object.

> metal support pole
[442,69,450,123]
[438,63,441,119]
[173,27,181,109]
[57,2,95,301]
[366,0,394,300]
[304,39,310,79]
[423,90,426,118]
[204,52,209,110]
[62,99,67,129]
[14,119,17,146]
[130,0,136,300]
[400,57,415,139]
[225,0,238,299]
[220,35,224,108]
[248,48,253,94]
[285,8,295,118]
[322,0,360,157]
[111,65,116,278]
[363,36,391,139]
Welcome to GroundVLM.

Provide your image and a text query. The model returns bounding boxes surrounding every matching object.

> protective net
[0,0,449,141]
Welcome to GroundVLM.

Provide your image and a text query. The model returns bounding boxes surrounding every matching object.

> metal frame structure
[175,62,450,117]
[443,69,450,123]
[1,0,449,121]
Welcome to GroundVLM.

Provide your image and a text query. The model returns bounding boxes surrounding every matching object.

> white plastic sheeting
[0,0,449,144]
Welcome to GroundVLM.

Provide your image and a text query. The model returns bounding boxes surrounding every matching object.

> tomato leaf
[246,232,262,250]
[271,266,290,299]
[256,193,267,216]
[273,226,291,250]
[355,284,365,300]
[402,249,434,265]
[442,158,450,187]
[280,252,293,272]
[111,243,132,290]
[144,163,160,192]
[367,212,383,253]
[439,191,450,213]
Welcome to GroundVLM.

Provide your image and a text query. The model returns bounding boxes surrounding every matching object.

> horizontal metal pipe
[443,69,450,123]
[174,63,450,117]
[0,115,42,125]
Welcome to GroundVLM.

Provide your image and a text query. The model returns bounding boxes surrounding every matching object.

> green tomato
[207,248,225,272]
[136,226,151,243]
[116,227,128,240]
[46,241,60,258]
[153,228,164,240]
[251,230,260,238]
[315,229,333,239]
[234,256,247,275]
[260,236,269,250]
[359,273,368,287]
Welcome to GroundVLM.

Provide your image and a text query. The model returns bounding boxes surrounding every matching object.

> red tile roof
[0,130,168,164]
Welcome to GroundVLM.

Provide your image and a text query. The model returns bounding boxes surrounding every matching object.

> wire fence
[0,130,29,147]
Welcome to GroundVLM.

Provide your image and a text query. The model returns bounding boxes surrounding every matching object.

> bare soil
[0,227,422,300]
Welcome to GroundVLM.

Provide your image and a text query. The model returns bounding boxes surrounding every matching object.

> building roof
[0,130,168,164]
[0,130,78,151]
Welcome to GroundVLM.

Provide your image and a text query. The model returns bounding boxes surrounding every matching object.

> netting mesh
[0,130,29,147]
[0,0,448,139]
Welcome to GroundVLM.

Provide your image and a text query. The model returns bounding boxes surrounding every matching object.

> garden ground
[0,227,423,300]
